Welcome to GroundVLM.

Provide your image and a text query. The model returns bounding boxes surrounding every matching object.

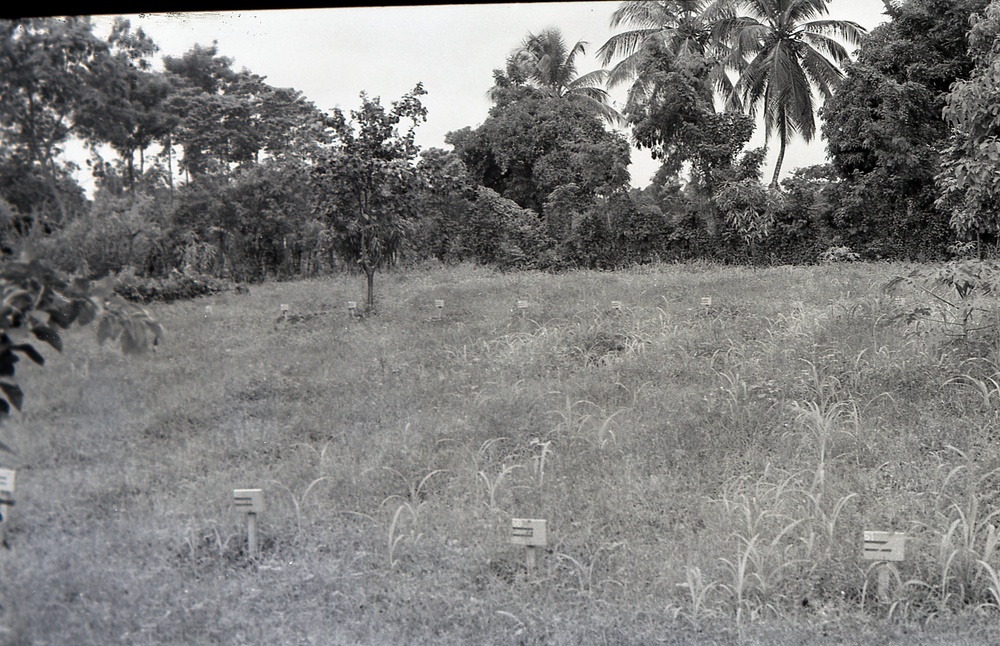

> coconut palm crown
[715,0,865,185]
[490,27,622,125]
[598,1,735,106]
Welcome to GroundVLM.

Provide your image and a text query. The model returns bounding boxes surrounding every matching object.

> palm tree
[715,0,865,186]
[492,28,621,124]
[598,1,735,106]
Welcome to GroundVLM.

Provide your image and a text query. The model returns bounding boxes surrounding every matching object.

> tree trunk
[771,107,788,188]
[166,136,174,208]
[770,134,786,188]
[42,149,67,223]
[365,265,376,311]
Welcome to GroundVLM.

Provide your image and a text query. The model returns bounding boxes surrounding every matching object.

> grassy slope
[3,262,1000,644]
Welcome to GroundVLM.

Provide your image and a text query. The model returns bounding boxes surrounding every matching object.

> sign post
[517,301,529,318]
[511,518,547,576]
[610,301,623,312]
[347,301,358,318]
[0,469,14,540]
[234,489,264,557]
[433,299,444,321]
[701,296,712,309]
[863,531,906,602]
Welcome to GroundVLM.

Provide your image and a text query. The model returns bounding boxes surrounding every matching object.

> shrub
[113,268,239,304]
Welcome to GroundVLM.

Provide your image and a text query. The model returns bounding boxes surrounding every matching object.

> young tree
[309,85,427,311]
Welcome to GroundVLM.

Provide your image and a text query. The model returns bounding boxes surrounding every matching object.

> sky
[73,1,890,193]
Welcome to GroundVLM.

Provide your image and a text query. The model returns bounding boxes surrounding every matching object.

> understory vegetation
[5,262,1000,643]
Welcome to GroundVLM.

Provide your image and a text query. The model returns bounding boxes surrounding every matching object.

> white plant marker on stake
[517,301,529,319]
[701,296,712,309]
[863,530,906,602]
[205,305,213,317]
[511,518,547,575]
[611,301,622,312]
[434,299,444,320]
[347,301,358,318]
[280,304,290,321]
[234,489,264,558]
[0,468,14,541]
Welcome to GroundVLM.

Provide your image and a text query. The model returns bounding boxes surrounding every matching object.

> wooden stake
[511,518,547,576]
[247,513,258,556]
[234,489,264,558]
[877,564,890,603]
[863,530,906,604]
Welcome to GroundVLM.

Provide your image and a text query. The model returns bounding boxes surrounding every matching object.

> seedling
[234,489,264,557]
[864,530,906,602]
[511,518,547,575]
[0,468,15,535]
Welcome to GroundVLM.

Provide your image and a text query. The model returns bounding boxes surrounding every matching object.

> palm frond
[799,19,866,49]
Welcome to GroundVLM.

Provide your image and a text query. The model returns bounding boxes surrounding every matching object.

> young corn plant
[915,460,1000,612]
[554,542,624,598]
[676,565,720,629]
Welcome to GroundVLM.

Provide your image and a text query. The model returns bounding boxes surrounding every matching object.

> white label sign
[511,518,547,547]
[0,468,14,496]
[434,300,444,308]
[517,301,529,310]
[611,301,622,310]
[701,297,712,307]
[863,531,906,561]
[234,489,264,514]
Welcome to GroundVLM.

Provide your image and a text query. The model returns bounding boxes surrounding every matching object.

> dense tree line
[0,2,997,303]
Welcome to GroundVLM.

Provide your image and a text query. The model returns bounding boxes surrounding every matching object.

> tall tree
[599,0,735,106]
[76,18,174,193]
[936,0,1000,243]
[491,28,620,124]
[822,0,987,258]
[0,17,107,222]
[309,85,427,311]
[715,0,865,186]
[449,95,631,238]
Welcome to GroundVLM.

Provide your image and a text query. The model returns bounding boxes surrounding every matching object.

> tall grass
[4,261,1000,643]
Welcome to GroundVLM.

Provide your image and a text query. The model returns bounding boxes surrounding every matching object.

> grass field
[4,261,1000,644]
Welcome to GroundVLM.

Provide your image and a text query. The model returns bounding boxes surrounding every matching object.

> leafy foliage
[821,0,989,259]
[885,259,1000,343]
[310,85,427,310]
[936,0,1000,240]
[0,258,162,451]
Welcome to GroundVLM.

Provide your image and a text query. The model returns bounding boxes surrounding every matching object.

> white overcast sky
[77,1,889,191]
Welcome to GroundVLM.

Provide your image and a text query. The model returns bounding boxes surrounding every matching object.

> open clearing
[4,262,1000,644]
